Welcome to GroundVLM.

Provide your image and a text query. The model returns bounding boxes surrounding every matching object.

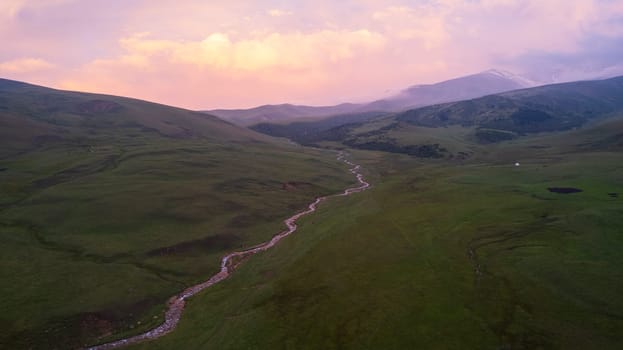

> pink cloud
[1,0,621,109]
[0,57,54,73]
[58,29,387,108]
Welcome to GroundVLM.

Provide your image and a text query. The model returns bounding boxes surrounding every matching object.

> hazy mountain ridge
[395,75,623,132]
[252,75,623,157]
[206,69,538,126]
[206,102,363,126]
[363,69,535,112]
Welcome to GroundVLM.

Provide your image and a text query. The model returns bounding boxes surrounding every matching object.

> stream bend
[86,152,370,349]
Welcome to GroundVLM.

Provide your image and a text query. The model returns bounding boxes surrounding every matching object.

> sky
[1,0,622,109]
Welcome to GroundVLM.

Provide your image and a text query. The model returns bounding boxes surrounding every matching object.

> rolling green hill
[204,102,364,126]
[255,76,623,158]
[395,76,623,135]
[250,110,390,145]
[0,78,269,158]
[3,76,623,350]
[0,79,355,349]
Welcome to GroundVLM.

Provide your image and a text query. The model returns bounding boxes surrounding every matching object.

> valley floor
[2,131,623,349]
[0,140,355,349]
[126,145,623,349]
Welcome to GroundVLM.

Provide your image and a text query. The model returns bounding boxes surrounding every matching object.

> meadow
[0,137,355,349]
[124,126,623,349]
[2,79,623,349]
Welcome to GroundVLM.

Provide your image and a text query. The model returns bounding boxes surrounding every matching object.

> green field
[0,80,360,349]
[124,127,623,349]
[2,78,623,349]
[0,139,357,349]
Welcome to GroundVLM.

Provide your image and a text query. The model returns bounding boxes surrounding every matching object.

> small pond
[547,187,583,194]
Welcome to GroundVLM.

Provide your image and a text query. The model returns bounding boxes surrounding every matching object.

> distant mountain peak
[480,69,539,87]
[206,69,544,125]
[482,68,516,77]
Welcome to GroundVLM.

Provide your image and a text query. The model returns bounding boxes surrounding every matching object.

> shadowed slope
[0,78,269,158]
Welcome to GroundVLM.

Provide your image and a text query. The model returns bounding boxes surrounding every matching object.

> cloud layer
[1,0,622,108]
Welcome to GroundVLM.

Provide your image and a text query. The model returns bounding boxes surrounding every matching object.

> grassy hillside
[251,111,390,144]
[0,80,355,349]
[3,77,623,349]
[0,78,269,158]
[395,76,623,135]
[205,103,363,126]
[128,120,623,349]
[254,76,623,159]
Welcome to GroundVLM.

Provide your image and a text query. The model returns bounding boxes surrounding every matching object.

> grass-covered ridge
[0,80,355,349]
[251,76,623,158]
[0,78,270,159]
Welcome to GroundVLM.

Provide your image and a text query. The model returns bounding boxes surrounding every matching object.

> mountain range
[205,69,537,125]
[251,75,623,155]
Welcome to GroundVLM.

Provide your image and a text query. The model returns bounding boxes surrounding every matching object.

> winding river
[86,152,370,349]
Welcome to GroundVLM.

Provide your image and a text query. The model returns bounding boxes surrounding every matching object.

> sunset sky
[1,0,622,109]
